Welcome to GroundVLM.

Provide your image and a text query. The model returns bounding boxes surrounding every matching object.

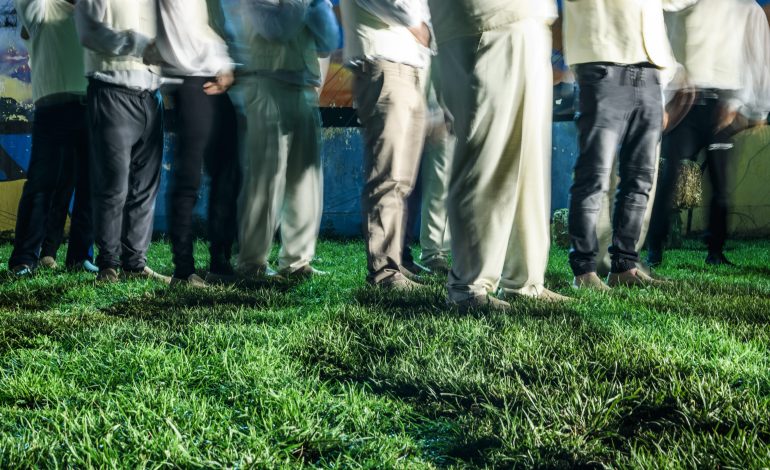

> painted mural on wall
[0,2,33,232]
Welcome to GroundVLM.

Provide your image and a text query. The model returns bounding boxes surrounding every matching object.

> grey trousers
[87,79,164,271]
[568,63,662,276]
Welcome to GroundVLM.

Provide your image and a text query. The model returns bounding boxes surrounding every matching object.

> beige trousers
[236,77,323,273]
[354,60,427,283]
[439,20,553,301]
[596,155,660,276]
[419,86,454,263]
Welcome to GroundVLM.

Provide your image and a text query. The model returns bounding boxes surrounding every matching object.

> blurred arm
[306,0,340,55]
[75,0,152,57]
[244,0,309,42]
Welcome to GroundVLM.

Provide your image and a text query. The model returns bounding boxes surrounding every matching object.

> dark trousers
[648,94,737,255]
[568,63,662,276]
[9,99,93,269]
[87,79,164,271]
[167,77,240,278]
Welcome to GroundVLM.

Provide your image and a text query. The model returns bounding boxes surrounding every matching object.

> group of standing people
[6,0,770,311]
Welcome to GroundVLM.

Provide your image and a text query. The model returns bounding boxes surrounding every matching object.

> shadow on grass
[0,311,107,354]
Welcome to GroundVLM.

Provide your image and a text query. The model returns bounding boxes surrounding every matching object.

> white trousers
[439,20,553,301]
[236,78,323,273]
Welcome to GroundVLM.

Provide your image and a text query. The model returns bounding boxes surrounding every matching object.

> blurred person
[9,0,96,277]
[75,0,169,283]
[340,0,432,291]
[233,0,339,280]
[563,0,695,290]
[429,0,569,310]
[647,0,770,267]
[418,63,454,276]
[150,0,240,287]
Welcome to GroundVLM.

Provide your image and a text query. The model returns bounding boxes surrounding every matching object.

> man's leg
[703,120,737,261]
[120,91,164,272]
[40,153,75,263]
[609,67,662,275]
[568,64,629,279]
[205,91,240,275]
[419,126,454,266]
[88,84,144,271]
[498,20,556,297]
[354,61,426,285]
[9,104,70,271]
[169,78,214,279]
[278,88,323,273]
[65,115,95,268]
[236,79,288,273]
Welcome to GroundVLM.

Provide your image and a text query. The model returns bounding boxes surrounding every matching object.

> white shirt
[341,0,433,69]
[15,0,88,102]
[156,0,233,77]
[75,0,161,90]
[666,0,770,119]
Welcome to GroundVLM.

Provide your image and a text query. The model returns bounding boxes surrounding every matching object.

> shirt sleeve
[305,0,340,54]
[15,0,74,36]
[354,0,426,28]
[738,5,770,120]
[74,0,153,58]
[244,0,309,42]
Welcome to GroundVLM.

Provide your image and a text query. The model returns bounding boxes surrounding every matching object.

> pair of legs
[568,63,662,281]
[88,79,164,273]
[9,98,93,271]
[237,78,323,275]
[439,19,556,304]
[354,60,427,286]
[168,77,240,280]
[648,94,737,265]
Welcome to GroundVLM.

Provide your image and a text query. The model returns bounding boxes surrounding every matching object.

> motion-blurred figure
[234,0,339,280]
[429,0,568,310]
[340,0,432,290]
[151,0,240,287]
[647,0,770,267]
[9,0,95,276]
[75,0,168,283]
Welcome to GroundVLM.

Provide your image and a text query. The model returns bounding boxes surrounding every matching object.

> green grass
[0,239,769,468]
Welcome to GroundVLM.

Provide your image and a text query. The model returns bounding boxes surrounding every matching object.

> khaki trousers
[419,92,454,263]
[439,20,553,301]
[236,77,323,273]
[596,156,660,276]
[354,60,427,283]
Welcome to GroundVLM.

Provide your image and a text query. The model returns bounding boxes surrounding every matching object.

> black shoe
[705,252,735,266]
[10,264,34,277]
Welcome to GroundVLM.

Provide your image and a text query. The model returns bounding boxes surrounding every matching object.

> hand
[714,105,738,133]
[408,22,431,48]
[142,42,164,66]
[203,70,234,95]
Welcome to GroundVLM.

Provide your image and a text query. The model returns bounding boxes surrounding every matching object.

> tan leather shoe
[96,267,119,283]
[607,268,666,288]
[454,294,510,313]
[121,266,172,284]
[501,288,573,303]
[423,257,451,275]
[572,272,611,291]
[376,272,426,292]
[170,273,209,289]
[280,264,329,280]
[39,256,58,269]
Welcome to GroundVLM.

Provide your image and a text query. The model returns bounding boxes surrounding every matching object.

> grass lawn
[0,239,769,468]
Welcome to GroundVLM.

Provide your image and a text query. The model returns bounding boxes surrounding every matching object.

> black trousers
[9,98,93,269]
[648,94,737,255]
[168,77,240,278]
[568,63,662,276]
[87,79,164,271]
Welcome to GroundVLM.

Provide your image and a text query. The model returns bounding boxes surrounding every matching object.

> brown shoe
[280,264,329,280]
[501,287,573,303]
[607,268,666,288]
[572,272,611,291]
[39,256,58,269]
[376,272,426,292]
[454,294,510,313]
[170,273,209,289]
[96,267,119,283]
[121,266,172,284]
[423,257,450,275]
[237,265,287,283]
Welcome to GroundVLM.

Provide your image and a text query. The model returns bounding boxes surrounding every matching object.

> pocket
[576,64,609,85]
